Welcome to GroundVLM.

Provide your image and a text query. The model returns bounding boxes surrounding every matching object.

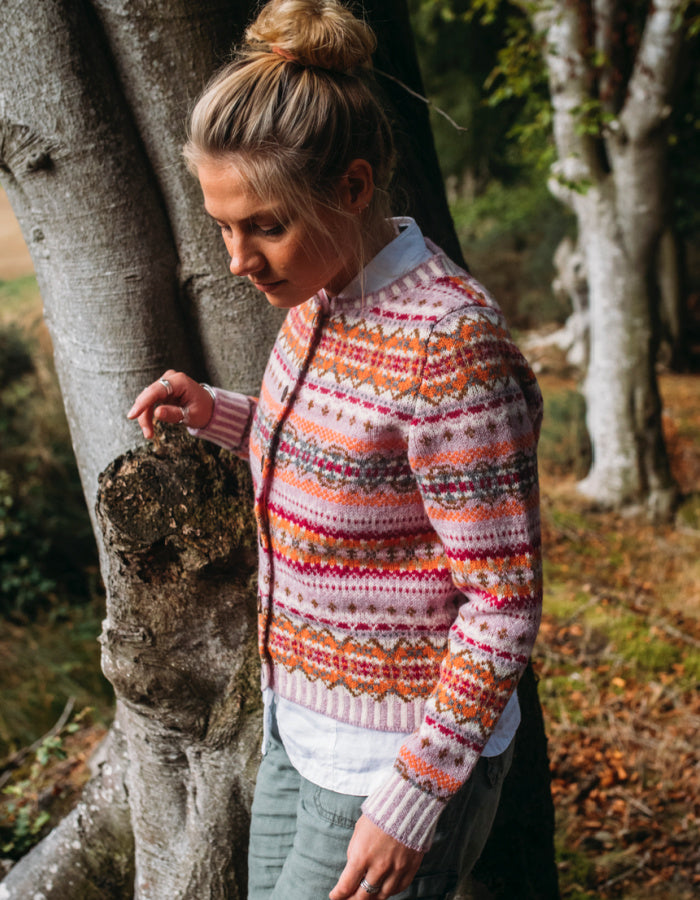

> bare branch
[533,0,603,188]
[593,0,620,114]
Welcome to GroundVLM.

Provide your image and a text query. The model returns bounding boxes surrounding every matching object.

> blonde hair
[184,0,395,263]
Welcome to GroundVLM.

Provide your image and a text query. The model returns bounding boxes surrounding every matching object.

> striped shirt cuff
[188,388,254,456]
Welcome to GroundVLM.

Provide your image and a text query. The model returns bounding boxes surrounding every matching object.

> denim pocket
[304,784,364,830]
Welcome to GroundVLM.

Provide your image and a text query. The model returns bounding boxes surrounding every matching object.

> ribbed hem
[188,388,253,455]
[361,771,446,852]
[271,665,426,734]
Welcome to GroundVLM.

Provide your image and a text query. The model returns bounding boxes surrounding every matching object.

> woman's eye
[257,223,285,237]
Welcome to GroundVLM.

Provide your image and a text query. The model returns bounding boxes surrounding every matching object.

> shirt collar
[334,217,432,300]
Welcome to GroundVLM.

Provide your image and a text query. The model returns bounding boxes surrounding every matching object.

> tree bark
[89,0,285,394]
[534,0,685,515]
[0,0,195,516]
[656,226,688,369]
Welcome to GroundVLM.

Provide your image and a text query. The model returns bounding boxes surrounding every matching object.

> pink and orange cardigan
[194,243,543,851]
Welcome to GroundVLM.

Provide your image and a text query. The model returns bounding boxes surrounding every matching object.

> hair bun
[246,0,376,73]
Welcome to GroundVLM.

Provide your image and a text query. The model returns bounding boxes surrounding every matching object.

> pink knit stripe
[301,380,414,421]
[270,600,453,636]
[445,540,539,561]
[265,500,435,542]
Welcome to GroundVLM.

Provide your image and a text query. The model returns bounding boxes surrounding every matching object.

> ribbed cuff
[188,388,254,456]
[361,771,447,852]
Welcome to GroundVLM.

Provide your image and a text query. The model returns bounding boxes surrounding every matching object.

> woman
[128,2,543,898]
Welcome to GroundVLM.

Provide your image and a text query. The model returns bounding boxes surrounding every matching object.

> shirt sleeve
[361,307,543,851]
[187,387,257,459]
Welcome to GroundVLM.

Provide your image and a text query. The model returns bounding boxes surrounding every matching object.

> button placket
[256,302,327,615]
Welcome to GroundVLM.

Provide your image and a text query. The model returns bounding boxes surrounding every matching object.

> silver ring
[180,406,190,426]
[159,377,173,397]
[360,878,381,895]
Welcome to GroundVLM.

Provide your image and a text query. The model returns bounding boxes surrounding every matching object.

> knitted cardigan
[194,242,543,852]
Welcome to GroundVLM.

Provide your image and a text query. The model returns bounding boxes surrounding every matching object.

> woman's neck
[325,216,396,297]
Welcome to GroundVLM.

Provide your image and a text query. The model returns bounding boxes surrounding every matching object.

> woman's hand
[127,369,214,440]
[329,815,424,900]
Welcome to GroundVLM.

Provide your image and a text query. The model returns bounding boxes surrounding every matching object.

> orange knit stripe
[422,493,540,522]
[397,745,462,793]
[284,410,407,456]
[408,438,537,468]
[269,468,428,508]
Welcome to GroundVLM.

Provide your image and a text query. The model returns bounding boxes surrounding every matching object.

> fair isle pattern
[195,245,542,851]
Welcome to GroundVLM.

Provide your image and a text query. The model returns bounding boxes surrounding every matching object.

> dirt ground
[0,188,34,280]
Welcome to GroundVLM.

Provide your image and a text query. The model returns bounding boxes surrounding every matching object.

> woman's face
[198,158,361,309]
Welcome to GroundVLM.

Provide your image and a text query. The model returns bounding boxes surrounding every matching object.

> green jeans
[248,713,514,900]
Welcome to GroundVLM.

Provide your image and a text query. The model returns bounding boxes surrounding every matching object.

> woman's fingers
[127,370,214,439]
[329,816,423,900]
[330,863,411,900]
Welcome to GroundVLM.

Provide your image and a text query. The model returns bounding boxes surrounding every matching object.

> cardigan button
[281,386,289,402]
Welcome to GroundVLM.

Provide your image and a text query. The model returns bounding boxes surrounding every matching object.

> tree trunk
[1,428,261,899]
[0,0,284,515]
[535,0,684,516]
[0,0,195,516]
[577,185,674,515]
[96,428,260,898]
[89,0,285,395]
[361,0,466,267]
[1,1,558,895]
[656,226,688,370]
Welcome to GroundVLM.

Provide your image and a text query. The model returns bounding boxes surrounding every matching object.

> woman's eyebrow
[203,205,284,224]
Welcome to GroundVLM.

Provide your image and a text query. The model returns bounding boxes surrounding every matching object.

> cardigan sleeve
[361,307,543,852]
[187,387,256,459]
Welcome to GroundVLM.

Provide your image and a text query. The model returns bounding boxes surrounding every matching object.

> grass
[0,276,40,319]
[0,601,113,758]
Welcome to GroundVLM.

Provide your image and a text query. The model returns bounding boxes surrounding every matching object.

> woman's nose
[227,236,264,277]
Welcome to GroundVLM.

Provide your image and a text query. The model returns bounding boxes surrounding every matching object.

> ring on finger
[360,878,381,895]
[180,406,190,426]
[159,377,173,397]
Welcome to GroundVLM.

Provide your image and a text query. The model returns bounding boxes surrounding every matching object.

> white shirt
[264,218,520,794]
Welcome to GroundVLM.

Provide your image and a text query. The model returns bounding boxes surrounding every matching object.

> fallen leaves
[535,370,700,899]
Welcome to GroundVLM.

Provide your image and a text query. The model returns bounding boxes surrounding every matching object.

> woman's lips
[252,279,284,292]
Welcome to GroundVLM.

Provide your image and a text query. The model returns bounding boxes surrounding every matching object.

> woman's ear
[339,159,375,213]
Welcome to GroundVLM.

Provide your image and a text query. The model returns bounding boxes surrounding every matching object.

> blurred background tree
[410,0,700,515]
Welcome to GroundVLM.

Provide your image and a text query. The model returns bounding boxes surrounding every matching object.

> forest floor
[1,193,698,896]
[529,341,700,899]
